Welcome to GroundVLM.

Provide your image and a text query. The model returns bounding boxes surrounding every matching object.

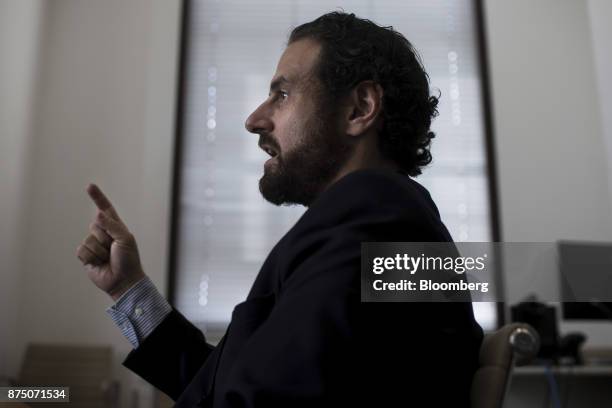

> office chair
[471,323,540,408]
[16,343,119,408]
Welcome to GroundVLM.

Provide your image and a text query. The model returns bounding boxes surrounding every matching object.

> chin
[258,175,288,206]
[259,168,307,206]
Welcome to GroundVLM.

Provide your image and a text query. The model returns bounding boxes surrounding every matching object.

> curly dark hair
[289,11,439,176]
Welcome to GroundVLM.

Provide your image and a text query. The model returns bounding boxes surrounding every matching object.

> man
[77,12,483,407]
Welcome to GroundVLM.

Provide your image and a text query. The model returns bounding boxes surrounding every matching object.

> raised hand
[76,184,145,301]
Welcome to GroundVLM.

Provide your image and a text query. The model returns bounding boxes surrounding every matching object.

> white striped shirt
[105,276,171,348]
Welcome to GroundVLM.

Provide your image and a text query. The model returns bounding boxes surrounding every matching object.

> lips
[258,142,279,158]
[265,156,277,164]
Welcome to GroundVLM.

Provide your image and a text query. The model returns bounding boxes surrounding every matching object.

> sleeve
[106,276,172,348]
[107,277,215,399]
[119,307,216,401]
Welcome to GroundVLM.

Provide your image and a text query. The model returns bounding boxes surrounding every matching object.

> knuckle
[77,249,92,264]
[91,225,111,243]
[91,230,102,242]
[91,234,107,249]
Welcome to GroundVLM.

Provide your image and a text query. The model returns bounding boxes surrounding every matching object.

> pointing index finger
[86,183,121,221]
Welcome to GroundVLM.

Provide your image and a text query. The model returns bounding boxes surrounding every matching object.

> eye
[267,90,289,105]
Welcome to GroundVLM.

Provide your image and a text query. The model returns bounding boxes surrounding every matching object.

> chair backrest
[471,323,540,408]
[18,343,117,408]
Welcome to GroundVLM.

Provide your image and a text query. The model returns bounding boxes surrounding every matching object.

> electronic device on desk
[511,299,588,365]
[559,240,612,364]
[510,241,612,366]
[559,240,612,321]
[511,300,560,362]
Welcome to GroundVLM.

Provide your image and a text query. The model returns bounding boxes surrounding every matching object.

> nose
[245,102,273,134]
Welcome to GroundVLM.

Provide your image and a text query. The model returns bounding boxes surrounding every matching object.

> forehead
[272,38,321,85]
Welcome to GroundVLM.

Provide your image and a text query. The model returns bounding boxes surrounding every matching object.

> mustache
[258,134,280,152]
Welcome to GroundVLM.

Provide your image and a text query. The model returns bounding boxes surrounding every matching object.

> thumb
[95,211,131,244]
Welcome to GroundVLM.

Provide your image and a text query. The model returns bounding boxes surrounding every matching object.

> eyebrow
[269,76,291,93]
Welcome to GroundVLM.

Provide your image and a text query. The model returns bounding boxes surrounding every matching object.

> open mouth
[262,148,279,170]
[259,143,279,159]
[262,146,278,157]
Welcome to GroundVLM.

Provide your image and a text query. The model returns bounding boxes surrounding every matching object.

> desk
[515,365,612,376]
[508,364,612,408]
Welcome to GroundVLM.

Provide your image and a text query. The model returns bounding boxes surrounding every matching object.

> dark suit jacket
[123,169,483,407]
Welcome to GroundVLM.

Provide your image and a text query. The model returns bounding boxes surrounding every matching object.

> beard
[259,108,354,207]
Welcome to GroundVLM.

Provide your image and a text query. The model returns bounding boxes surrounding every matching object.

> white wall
[0,0,182,405]
[484,0,612,242]
[483,0,612,345]
[588,0,612,207]
[0,0,44,380]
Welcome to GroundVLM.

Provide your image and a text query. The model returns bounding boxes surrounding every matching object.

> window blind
[173,0,497,340]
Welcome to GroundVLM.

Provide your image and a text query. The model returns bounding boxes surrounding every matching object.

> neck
[321,136,400,195]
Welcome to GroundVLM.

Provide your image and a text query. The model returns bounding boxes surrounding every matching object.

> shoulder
[317,168,436,209]
[290,168,453,242]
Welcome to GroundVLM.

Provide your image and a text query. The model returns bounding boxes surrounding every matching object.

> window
[171,0,498,340]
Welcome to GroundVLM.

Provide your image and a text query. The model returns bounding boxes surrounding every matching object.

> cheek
[275,112,303,154]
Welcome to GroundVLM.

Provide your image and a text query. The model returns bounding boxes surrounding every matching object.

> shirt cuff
[106,276,172,348]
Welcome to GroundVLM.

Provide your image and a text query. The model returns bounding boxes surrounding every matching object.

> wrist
[109,273,146,302]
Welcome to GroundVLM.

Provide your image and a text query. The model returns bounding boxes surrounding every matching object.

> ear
[344,80,384,137]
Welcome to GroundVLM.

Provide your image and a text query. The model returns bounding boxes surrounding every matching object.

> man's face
[245,39,353,206]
